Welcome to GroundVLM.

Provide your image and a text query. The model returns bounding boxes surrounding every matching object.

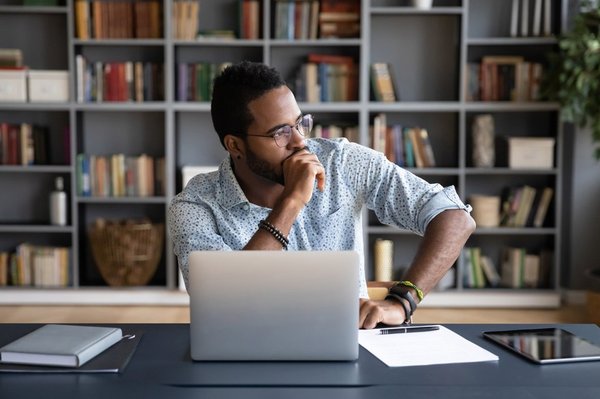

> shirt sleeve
[167,196,232,291]
[340,142,471,235]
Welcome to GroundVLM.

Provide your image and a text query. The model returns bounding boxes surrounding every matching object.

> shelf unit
[0,0,564,306]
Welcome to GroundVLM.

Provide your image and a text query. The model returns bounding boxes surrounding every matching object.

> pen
[379,325,440,335]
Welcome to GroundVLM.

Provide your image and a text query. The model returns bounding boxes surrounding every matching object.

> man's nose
[288,126,306,149]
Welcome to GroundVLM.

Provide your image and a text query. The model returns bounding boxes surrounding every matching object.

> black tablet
[483,328,600,364]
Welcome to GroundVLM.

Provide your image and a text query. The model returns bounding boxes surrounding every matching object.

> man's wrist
[384,293,412,324]
[275,195,306,218]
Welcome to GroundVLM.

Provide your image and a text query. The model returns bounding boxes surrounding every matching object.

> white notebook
[0,324,122,367]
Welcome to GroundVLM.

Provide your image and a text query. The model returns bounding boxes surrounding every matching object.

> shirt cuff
[418,186,472,234]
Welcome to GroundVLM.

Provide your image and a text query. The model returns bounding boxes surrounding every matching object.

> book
[532,0,542,36]
[0,325,122,368]
[520,0,529,36]
[510,0,520,37]
[370,63,397,102]
[480,255,501,287]
[543,0,551,36]
[0,329,142,373]
[533,187,553,227]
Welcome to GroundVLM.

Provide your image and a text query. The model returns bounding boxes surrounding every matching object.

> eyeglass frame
[244,114,313,148]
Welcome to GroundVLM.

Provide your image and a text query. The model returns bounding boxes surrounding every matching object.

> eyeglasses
[245,114,313,148]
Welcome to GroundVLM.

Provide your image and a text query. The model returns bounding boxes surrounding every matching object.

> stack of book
[0,48,23,68]
[172,0,200,40]
[318,0,360,38]
[177,62,231,102]
[0,123,50,166]
[510,0,552,37]
[500,247,553,289]
[274,0,320,40]
[499,185,553,228]
[462,247,501,289]
[76,154,165,198]
[294,54,358,103]
[371,114,436,168]
[310,123,359,143]
[239,0,261,39]
[370,63,397,102]
[0,245,70,287]
[465,56,543,102]
[74,0,163,39]
[75,56,164,102]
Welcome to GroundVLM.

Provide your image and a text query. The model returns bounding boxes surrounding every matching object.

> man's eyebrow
[265,113,303,135]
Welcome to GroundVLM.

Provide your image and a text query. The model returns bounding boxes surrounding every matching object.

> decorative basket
[89,219,164,286]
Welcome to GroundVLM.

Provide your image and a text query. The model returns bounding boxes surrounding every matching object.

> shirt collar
[216,157,250,209]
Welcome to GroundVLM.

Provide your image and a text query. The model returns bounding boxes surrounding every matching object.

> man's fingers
[359,299,382,329]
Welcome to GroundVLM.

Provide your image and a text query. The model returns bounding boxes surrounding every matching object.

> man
[168,61,475,329]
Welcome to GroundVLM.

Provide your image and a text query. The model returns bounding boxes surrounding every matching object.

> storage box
[28,70,69,102]
[0,69,27,102]
[508,137,555,169]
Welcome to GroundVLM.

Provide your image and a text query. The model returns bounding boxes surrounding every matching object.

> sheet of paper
[359,325,498,367]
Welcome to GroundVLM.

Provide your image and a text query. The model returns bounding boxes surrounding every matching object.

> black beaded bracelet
[258,219,289,250]
[385,293,412,325]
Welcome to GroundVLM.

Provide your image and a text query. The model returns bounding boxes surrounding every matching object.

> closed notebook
[0,324,122,367]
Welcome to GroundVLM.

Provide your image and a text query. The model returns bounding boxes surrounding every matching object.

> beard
[245,146,285,186]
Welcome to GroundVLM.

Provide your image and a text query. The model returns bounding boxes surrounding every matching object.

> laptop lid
[188,250,359,361]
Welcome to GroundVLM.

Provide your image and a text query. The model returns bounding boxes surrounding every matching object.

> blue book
[403,128,415,168]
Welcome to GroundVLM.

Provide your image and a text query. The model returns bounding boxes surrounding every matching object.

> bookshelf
[0,0,563,306]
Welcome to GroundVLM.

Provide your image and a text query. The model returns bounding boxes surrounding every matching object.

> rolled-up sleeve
[350,144,471,235]
[417,185,472,234]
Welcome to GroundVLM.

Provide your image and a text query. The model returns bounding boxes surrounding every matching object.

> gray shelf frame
[0,0,564,305]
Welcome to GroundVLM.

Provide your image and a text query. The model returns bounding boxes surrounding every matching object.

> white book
[510,0,520,37]
[521,0,529,37]
[0,325,122,367]
[480,255,501,287]
[543,0,551,36]
[532,0,542,36]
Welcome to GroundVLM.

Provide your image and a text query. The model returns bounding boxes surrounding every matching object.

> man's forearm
[401,209,476,301]
[243,196,305,250]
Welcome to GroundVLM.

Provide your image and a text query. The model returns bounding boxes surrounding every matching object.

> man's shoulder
[308,137,380,167]
[308,137,368,157]
[171,167,222,206]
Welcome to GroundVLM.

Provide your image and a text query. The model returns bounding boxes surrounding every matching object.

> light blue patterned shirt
[168,138,471,297]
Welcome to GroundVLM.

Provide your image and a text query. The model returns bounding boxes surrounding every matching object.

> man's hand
[359,298,407,329]
[281,149,326,206]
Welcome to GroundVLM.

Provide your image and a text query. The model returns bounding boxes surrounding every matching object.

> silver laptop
[188,250,359,361]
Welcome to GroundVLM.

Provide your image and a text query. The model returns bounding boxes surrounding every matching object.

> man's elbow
[463,211,476,235]
[440,209,476,237]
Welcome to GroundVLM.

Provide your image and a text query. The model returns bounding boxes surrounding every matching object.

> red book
[7,124,19,165]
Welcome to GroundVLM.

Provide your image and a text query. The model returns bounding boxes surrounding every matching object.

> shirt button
[243,204,249,211]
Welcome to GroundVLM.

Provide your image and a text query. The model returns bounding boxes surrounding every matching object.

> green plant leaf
[542,3,600,159]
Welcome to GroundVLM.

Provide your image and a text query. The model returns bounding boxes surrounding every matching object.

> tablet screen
[483,328,600,364]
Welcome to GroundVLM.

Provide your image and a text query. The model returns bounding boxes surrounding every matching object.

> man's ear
[223,135,245,160]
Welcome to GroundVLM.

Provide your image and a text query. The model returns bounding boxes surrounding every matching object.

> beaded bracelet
[396,280,424,302]
[258,220,289,250]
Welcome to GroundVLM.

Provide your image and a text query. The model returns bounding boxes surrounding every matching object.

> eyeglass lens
[274,114,313,147]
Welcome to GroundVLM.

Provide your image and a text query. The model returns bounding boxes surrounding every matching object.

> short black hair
[211,61,287,148]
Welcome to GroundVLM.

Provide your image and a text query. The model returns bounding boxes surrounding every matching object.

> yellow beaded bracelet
[397,280,424,302]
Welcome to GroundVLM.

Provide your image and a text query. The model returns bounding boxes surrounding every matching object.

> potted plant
[542,1,600,159]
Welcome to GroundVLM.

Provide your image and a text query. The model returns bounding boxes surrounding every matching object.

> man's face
[243,86,306,185]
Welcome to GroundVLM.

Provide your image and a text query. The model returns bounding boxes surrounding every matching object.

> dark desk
[1,324,600,399]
